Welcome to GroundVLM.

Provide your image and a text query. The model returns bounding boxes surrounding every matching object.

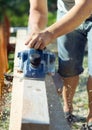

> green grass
[8,52,14,72]
[83,53,88,68]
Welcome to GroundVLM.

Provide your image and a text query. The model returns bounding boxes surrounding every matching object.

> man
[25,0,92,129]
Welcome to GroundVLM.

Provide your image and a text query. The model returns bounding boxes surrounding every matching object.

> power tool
[17,48,56,79]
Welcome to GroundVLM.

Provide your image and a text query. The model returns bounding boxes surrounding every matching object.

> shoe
[64,112,77,125]
[80,123,92,130]
[80,124,88,130]
[88,123,92,130]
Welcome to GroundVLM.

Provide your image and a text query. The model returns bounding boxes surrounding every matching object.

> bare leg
[87,75,92,123]
[62,75,79,113]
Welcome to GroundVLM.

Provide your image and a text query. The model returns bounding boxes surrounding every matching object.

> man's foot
[87,122,92,130]
[80,123,92,130]
[64,112,77,125]
[80,124,88,130]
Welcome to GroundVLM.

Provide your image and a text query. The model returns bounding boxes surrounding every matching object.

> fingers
[39,44,45,50]
[25,36,46,49]
[27,38,37,48]
[34,37,43,49]
[24,31,49,50]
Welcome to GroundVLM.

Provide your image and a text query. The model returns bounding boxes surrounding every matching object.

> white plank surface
[22,79,49,124]
[9,29,50,130]
[9,77,24,130]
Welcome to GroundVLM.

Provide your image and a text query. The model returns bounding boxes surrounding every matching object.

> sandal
[80,123,92,130]
[88,123,92,130]
[80,124,88,130]
[64,112,77,125]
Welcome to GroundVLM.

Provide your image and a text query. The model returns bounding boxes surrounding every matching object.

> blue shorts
[57,10,92,77]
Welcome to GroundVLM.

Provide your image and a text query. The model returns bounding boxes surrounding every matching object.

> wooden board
[22,78,50,130]
[9,29,50,130]
[9,77,24,130]
[0,24,8,96]
[46,75,70,130]
[9,29,70,130]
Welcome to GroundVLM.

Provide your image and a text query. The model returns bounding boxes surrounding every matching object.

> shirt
[57,0,92,18]
[57,0,75,12]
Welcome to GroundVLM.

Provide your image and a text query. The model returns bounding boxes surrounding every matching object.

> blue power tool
[17,48,56,79]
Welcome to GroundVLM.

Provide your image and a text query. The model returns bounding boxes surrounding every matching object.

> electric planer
[17,48,56,79]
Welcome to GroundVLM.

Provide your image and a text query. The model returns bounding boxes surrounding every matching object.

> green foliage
[0,0,29,24]
[6,0,29,26]
[0,0,29,13]
[8,53,14,71]
[48,0,57,11]
[8,11,28,27]
[83,54,88,68]
[0,0,57,26]
[8,11,56,27]
[48,12,56,26]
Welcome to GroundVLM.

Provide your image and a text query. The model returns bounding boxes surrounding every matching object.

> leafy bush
[8,11,56,27]
[0,0,57,26]
[48,11,56,26]
[8,11,28,27]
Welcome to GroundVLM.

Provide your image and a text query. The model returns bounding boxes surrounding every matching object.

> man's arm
[25,0,92,49]
[29,0,48,32]
[47,0,92,39]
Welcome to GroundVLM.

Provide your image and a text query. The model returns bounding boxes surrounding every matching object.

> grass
[8,52,14,72]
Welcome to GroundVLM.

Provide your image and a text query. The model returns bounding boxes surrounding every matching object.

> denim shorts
[57,10,92,77]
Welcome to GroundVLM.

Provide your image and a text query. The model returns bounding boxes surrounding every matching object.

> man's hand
[25,30,53,50]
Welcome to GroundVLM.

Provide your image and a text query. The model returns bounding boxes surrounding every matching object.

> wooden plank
[0,24,8,74]
[22,123,49,130]
[46,75,70,130]
[9,29,70,130]
[22,78,50,130]
[0,24,8,96]
[9,77,24,130]
[9,29,27,130]
[9,29,50,130]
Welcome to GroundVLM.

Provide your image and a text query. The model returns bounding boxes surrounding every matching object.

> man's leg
[62,75,79,113]
[87,22,92,124]
[57,9,87,125]
[87,75,92,123]
[80,76,92,130]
